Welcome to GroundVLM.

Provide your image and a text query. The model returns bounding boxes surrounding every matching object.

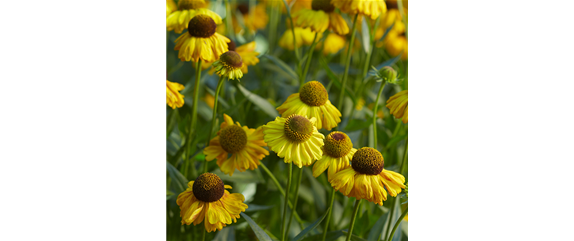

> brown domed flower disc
[284,114,314,142]
[192,173,225,202]
[219,125,248,153]
[323,131,353,158]
[299,81,329,106]
[351,147,384,175]
[188,14,217,38]
[312,0,335,13]
[220,51,243,68]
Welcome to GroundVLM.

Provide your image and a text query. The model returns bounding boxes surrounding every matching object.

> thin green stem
[285,168,303,239]
[201,228,205,241]
[300,32,319,89]
[282,0,301,68]
[185,60,203,162]
[280,162,293,241]
[386,207,408,241]
[224,0,234,40]
[345,199,362,241]
[204,76,225,173]
[372,81,387,148]
[321,188,337,241]
[383,197,396,241]
[397,0,408,39]
[400,139,408,175]
[259,163,304,226]
[337,13,359,112]
[268,3,280,54]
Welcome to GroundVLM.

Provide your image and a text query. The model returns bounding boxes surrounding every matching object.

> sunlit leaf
[263,54,298,80]
[237,84,279,117]
[166,161,188,195]
[241,213,273,241]
[291,206,331,241]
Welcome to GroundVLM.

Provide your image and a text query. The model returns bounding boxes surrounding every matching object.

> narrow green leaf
[166,109,178,139]
[300,230,345,241]
[213,226,235,241]
[361,17,371,53]
[237,84,279,117]
[320,58,357,105]
[375,54,403,70]
[240,213,273,241]
[291,206,331,241]
[345,119,372,132]
[166,161,188,194]
[367,211,389,241]
[245,204,274,212]
[263,54,298,80]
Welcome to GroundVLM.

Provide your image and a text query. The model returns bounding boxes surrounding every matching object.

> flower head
[277,81,341,130]
[236,3,269,32]
[375,8,408,59]
[386,90,408,123]
[313,131,357,180]
[167,0,177,17]
[204,114,269,176]
[234,41,260,74]
[263,114,324,168]
[167,0,222,33]
[292,0,349,35]
[332,0,387,20]
[176,173,248,232]
[166,80,185,109]
[330,147,406,205]
[174,14,230,62]
[278,27,320,50]
[213,51,244,80]
[316,33,346,55]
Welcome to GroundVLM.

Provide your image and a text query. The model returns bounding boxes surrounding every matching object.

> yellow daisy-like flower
[203,92,215,109]
[315,33,346,55]
[212,51,244,80]
[166,80,185,109]
[278,27,320,50]
[313,131,357,181]
[204,114,269,176]
[174,14,230,63]
[330,147,406,205]
[167,0,222,33]
[176,173,248,232]
[292,0,349,35]
[332,0,387,20]
[375,8,408,60]
[276,81,341,130]
[386,90,408,124]
[263,114,324,168]
[234,41,259,74]
[236,3,269,32]
[385,31,408,60]
[167,0,177,17]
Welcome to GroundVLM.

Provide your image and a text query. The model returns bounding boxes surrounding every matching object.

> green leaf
[166,108,178,139]
[236,84,279,117]
[300,230,345,241]
[245,204,274,212]
[320,58,357,106]
[304,168,326,211]
[386,134,407,148]
[361,17,371,53]
[367,211,390,241]
[166,161,188,194]
[375,54,403,70]
[345,119,372,132]
[213,226,235,241]
[291,206,331,241]
[240,213,273,241]
[263,54,298,80]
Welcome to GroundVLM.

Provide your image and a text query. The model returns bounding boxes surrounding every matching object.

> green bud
[380,66,398,83]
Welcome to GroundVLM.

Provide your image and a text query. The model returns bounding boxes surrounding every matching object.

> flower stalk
[285,168,303,238]
[300,32,319,89]
[321,188,337,241]
[204,76,226,173]
[185,60,203,162]
[372,80,387,148]
[345,199,362,241]
[280,162,293,241]
[337,13,359,112]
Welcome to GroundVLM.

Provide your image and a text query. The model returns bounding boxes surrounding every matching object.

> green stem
[224,0,234,40]
[345,199,362,241]
[397,0,408,39]
[321,188,337,241]
[280,162,293,241]
[300,32,319,89]
[201,228,205,241]
[185,60,203,162]
[204,76,225,173]
[400,139,408,175]
[282,0,301,67]
[383,197,396,241]
[337,13,359,112]
[372,81,387,148]
[285,168,303,239]
[268,4,280,54]
[259,163,304,226]
[386,207,408,241]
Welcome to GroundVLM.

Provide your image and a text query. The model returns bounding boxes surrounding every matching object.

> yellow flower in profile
[278,27,320,50]
[176,173,248,232]
[263,114,324,168]
[236,3,269,32]
[333,0,387,20]
[293,0,349,35]
[276,81,341,130]
[204,114,269,176]
[167,0,222,33]
[166,0,177,17]
[316,33,346,55]
[313,131,357,180]
[330,147,406,205]
[166,80,185,109]
[203,92,215,108]
[385,32,408,60]
[375,8,408,60]
[234,41,260,74]
[212,51,244,80]
[174,14,230,62]
[386,90,408,124]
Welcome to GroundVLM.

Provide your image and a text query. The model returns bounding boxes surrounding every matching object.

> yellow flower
[263,114,324,168]
[330,147,406,205]
[276,81,341,130]
[167,0,222,33]
[375,8,408,60]
[292,0,349,35]
[386,90,407,124]
[166,80,185,109]
[212,51,244,80]
[204,114,269,176]
[313,131,357,181]
[203,93,215,109]
[174,14,230,62]
[166,0,177,17]
[236,3,269,32]
[176,173,248,232]
[263,0,311,14]
[315,33,346,55]
[234,41,259,74]
[332,0,387,20]
[278,27,320,50]
[385,32,408,60]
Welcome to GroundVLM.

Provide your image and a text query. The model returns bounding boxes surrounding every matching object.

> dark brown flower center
[237,4,249,15]
[219,125,247,153]
[323,131,353,158]
[284,114,314,142]
[312,0,335,13]
[220,51,243,68]
[299,81,328,106]
[351,147,384,175]
[192,173,225,202]
[188,14,216,38]
[227,39,237,51]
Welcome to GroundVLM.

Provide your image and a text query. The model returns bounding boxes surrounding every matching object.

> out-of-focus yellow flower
[330,147,406,205]
[203,93,215,109]
[278,27,320,50]
[375,8,408,60]
[166,80,185,109]
[167,0,221,34]
[404,214,408,221]
[263,0,311,13]
[332,0,387,20]
[368,103,384,119]
[263,114,324,168]
[176,173,248,232]
[313,131,357,180]
[235,3,269,32]
[316,33,346,55]
[204,114,269,176]
[212,51,244,80]
[292,0,349,35]
[355,97,366,111]
[174,15,230,62]
[234,41,259,74]
[166,0,177,17]
[386,90,408,123]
